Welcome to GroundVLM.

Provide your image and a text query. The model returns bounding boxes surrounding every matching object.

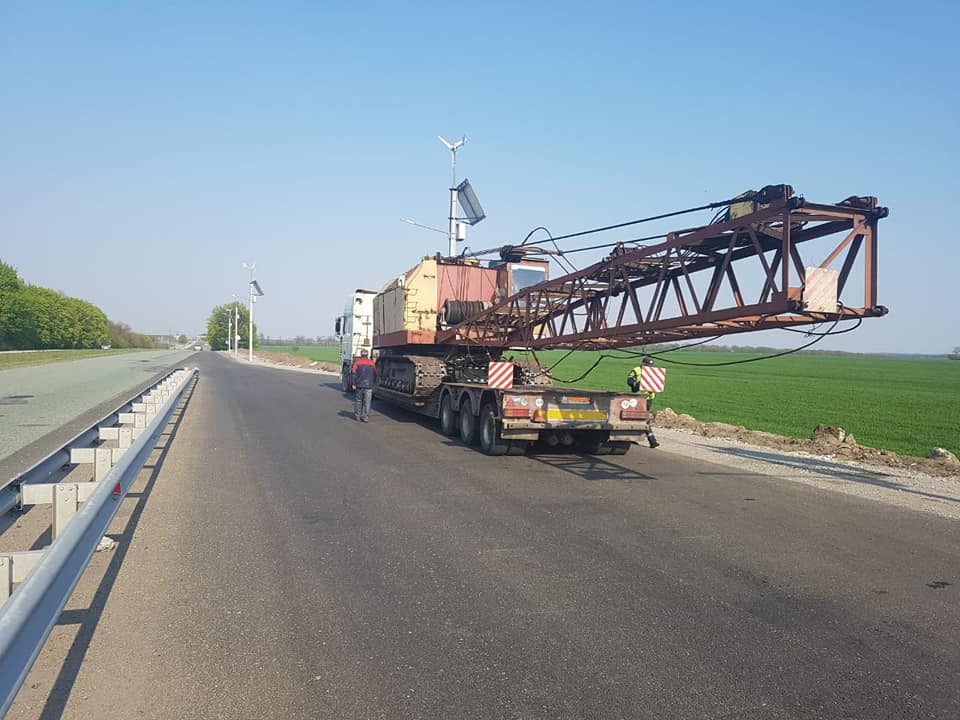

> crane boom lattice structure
[437,186,888,350]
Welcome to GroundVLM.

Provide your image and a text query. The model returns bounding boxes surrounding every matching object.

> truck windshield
[511,265,546,294]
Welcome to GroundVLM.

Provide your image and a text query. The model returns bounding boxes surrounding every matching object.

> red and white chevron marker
[487,361,515,389]
[639,366,666,393]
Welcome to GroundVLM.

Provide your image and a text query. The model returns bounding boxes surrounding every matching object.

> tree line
[259,335,337,346]
[206,303,258,351]
[0,260,157,350]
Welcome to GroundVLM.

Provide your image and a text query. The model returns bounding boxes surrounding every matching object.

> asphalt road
[8,353,959,719]
[0,349,195,470]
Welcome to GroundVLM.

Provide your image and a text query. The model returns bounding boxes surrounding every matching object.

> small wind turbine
[437,135,467,256]
[438,135,466,187]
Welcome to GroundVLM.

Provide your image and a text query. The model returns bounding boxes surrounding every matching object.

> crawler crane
[340,183,886,455]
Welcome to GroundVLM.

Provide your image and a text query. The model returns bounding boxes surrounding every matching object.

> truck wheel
[608,441,632,456]
[459,398,479,446]
[479,403,508,456]
[341,368,351,393]
[580,431,611,455]
[506,440,528,456]
[585,442,611,455]
[439,392,459,436]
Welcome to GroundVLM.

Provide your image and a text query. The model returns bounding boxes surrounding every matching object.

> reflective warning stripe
[487,362,514,389]
[639,367,666,393]
[544,409,607,421]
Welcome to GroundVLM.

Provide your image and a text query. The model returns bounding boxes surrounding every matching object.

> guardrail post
[71,447,124,482]
[52,484,78,539]
[95,448,112,482]
[0,552,46,605]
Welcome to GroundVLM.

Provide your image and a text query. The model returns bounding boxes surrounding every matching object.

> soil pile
[653,408,959,478]
[253,350,339,374]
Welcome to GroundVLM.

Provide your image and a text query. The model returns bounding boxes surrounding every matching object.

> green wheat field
[264,346,959,459]
[262,345,340,363]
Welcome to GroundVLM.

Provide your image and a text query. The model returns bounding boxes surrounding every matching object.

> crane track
[377,352,550,398]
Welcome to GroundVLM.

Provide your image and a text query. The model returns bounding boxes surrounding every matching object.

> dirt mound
[928,447,960,466]
[652,408,959,479]
[254,350,339,374]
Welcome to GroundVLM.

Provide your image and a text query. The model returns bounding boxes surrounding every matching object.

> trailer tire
[506,440,528,456]
[581,431,612,455]
[479,403,508,456]
[608,441,632,456]
[439,392,459,436]
[459,397,479,446]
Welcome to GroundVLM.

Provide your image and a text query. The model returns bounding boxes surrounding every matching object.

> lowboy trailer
[374,368,653,456]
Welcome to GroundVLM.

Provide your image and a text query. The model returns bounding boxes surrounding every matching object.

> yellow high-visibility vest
[629,365,656,400]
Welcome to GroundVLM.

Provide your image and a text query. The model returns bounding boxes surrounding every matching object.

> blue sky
[1,1,957,353]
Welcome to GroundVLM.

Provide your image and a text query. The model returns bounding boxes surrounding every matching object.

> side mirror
[334,318,342,335]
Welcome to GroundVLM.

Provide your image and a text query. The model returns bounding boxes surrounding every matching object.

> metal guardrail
[0,367,192,517]
[0,367,197,716]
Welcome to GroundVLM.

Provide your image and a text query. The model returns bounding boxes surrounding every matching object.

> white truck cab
[335,289,377,392]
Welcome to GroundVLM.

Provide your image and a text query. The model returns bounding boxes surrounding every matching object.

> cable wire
[535,314,859,382]
[456,192,760,260]
[534,195,748,245]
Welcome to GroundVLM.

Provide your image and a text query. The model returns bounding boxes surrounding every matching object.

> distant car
[100,344,112,350]
[193,344,203,351]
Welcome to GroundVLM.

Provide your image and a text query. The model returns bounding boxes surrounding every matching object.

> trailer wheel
[580,431,611,455]
[458,398,479,446]
[479,403,508,456]
[506,440,528,456]
[439,392,459,436]
[608,441,632,456]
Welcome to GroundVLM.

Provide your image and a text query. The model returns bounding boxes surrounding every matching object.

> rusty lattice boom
[437,187,887,350]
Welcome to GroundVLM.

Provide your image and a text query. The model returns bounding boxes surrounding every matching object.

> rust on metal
[436,189,888,350]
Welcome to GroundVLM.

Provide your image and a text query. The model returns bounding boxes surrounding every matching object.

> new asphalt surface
[0,349,195,470]
[7,353,959,719]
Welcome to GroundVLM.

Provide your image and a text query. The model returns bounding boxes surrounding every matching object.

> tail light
[503,408,531,418]
[502,394,531,419]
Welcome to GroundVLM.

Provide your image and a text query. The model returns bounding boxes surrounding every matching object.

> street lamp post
[232,293,241,356]
[242,263,264,362]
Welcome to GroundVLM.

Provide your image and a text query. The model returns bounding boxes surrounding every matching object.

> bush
[0,260,110,350]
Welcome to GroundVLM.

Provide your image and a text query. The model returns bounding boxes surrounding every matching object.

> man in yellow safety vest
[627,356,660,448]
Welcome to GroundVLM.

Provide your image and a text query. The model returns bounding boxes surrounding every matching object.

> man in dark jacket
[351,349,378,422]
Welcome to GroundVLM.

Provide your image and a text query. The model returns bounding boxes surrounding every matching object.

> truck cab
[335,289,377,392]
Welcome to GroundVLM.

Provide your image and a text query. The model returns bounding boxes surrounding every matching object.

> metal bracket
[20,482,99,537]
[0,551,46,603]
[69,447,126,481]
[99,426,138,445]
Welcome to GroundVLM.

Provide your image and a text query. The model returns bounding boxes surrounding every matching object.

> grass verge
[261,345,340,364]
[518,350,959,459]
[0,348,146,370]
